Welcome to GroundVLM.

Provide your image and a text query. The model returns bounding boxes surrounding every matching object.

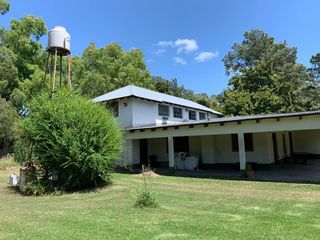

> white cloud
[195,51,219,62]
[174,39,198,54]
[156,38,199,54]
[147,59,155,63]
[152,49,167,56]
[174,57,187,65]
[157,41,174,48]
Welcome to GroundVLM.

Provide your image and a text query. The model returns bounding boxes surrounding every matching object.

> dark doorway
[173,137,189,153]
[272,133,279,165]
[140,139,149,166]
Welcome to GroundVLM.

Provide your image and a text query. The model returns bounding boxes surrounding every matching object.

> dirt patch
[138,171,160,177]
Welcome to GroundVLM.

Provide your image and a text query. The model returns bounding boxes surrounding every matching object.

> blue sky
[2,0,320,95]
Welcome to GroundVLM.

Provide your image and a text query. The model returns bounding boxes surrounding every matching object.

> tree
[74,43,153,98]
[222,29,317,116]
[0,0,9,15]
[0,46,19,100]
[1,15,47,80]
[0,98,20,155]
[0,16,47,103]
[310,53,320,81]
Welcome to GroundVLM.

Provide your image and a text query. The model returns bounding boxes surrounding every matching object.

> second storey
[93,85,222,129]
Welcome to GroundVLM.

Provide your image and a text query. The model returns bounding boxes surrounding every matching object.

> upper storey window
[107,101,119,117]
[158,104,170,117]
[173,107,182,118]
[199,112,206,120]
[189,110,196,120]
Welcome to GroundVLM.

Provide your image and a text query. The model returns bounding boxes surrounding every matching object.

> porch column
[127,139,134,167]
[237,133,246,173]
[168,136,175,170]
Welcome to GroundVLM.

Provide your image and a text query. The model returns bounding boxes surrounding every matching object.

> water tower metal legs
[59,54,63,87]
[67,55,72,89]
[44,52,50,86]
[44,49,72,98]
[51,49,58,97]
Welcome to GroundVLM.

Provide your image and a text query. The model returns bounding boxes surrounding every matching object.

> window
[231,133,254,152]
[158,104,169,117]
[173,107,182,118]
[189,110,196,120]
[199,112,206,120]
[107,101,119,117]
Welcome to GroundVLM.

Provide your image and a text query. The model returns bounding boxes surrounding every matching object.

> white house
[93,85,320,176]
[93,85,222,128]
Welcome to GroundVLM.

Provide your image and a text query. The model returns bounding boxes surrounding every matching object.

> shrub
[135,190,157,208]
[24,181,47,196]
[17,90,123,191]
[135,168,157,208]
[13,138,33,164]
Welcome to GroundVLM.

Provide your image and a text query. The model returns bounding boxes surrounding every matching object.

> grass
[1,158,320,239]
[0,154,18,171]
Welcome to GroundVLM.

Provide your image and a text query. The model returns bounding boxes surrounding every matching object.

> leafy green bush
[17,90,123,191]
[24,181,47,196]
[135,190,157,208]
[13,138,33,164]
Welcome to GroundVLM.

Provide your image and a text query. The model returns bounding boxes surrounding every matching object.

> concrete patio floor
[155,159,320,184]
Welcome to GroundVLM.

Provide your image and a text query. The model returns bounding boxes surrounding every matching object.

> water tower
[44,26,72,97]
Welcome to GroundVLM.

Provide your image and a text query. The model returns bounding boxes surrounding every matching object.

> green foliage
[13,138,33,163]
[0,15,47,104]
[0,0,9,15]
[17,66,49,104]
[19,90,123,191]
[73,43,153,98]
[135,189,157,208]
[222,29,319,116]
[310,53,320,81]
[0,46,18,100]
[0,98,20,155]
[1,15,46,80]
[24,180,49,196]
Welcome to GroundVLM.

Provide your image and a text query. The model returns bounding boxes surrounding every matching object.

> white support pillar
[168,136,175,170]
[127,139,134,167]
[237,133,246,172]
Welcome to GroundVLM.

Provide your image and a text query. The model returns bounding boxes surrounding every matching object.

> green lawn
[1,165,320,240]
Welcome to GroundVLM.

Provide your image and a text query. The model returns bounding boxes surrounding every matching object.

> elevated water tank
[47,26,71,56]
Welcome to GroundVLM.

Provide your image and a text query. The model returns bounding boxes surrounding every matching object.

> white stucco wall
[292,130,320,154]
[117,98,133,128]
[189,136,201,156]
[119,98,212,128]
[201,135,216,164]
[121,139,140,165]
[132,98,158,127]
[200,133,274,164]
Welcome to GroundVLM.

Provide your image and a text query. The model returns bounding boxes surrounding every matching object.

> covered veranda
[124,111,320,183]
